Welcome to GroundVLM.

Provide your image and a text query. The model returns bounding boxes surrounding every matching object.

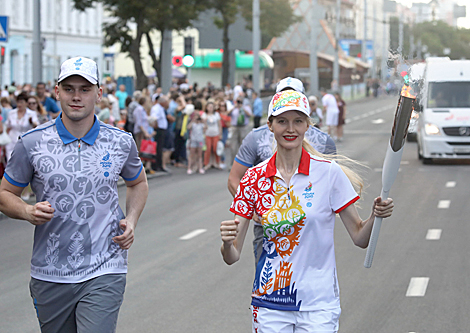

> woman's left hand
[372,197,394,218]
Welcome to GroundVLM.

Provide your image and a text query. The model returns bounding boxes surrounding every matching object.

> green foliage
[413,21,470,59]
[239,0,302,48]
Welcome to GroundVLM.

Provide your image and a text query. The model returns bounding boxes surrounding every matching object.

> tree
[210,0,300,87]
[412,21,470,59]
[72,0,209,90]
[239,0,301,48]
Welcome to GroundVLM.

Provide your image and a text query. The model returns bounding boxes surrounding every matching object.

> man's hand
[26,201,55,226]
[113,219,135,250]
[220,220,240,246]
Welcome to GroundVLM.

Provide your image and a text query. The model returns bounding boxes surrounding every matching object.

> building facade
[0,0,103,87]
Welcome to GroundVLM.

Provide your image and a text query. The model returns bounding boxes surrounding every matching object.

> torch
[364,72,416,268]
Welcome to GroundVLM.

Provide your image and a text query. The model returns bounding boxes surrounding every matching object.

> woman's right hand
[220,219,240,245]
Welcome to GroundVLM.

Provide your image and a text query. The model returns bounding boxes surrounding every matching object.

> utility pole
[362,0,368,65]
[332,0,341,90]
[32,0,43,85]
[381,0,387,82]
[252,0,260,93]
[372,3,377,79]
[160,30,172,94]
[309,0,319,96]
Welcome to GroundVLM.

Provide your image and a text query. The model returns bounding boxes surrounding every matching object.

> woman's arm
[220,215,250,265]
[339,197,394,248]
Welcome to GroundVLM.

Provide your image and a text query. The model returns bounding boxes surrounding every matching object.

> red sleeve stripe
[229,207,253,220]
[334,196,360,213]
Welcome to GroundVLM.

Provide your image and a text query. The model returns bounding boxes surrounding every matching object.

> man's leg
[253,224,264,266]
[75,274,126,333]
[30,278,78,333]
[153,129,166,171]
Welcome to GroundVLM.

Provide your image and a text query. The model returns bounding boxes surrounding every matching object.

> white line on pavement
[438,200,451,209]
[445,181,456,188]
[406,277,430,297]
[426,229,442,240]
[179,229,207,240]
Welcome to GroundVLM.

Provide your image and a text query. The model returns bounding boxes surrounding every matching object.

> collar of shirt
[265,147,311,178]
[55,113,100,145]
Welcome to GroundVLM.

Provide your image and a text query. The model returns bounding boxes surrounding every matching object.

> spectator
[252,91,263,128]
[150,96,169,172]
[125,90,142,135]
[202,101,222,170]
[36,82,60,118]
[227,95,252,165]
[1,97,13,123]
[107,89,120,125]
[173,95,188,167]
[115,84,128,110]
[98,98,111,124]
[308,95,323,128]
[133,97,154,174]
[334,92,346,142]
[320,87,340,141]
[187,111,206,175]
[27,95,49,125]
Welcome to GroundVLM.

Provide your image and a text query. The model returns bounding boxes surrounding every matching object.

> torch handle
[364,144,404,268]
[364,188,389,268]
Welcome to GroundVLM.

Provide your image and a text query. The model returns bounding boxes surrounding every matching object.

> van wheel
[417,143,423,160]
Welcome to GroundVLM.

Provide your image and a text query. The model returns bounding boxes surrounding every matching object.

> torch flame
[400,70,416,99]
[400,84,416,98]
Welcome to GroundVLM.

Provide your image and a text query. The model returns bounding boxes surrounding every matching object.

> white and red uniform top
[230,148,359,311]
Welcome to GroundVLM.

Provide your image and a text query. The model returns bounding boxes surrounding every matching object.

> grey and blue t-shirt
[234,124,336,168]
[4,115,143,283]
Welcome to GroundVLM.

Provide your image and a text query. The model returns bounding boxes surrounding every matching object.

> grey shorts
[30,273,126,333]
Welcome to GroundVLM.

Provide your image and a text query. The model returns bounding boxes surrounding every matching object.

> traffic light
[0,46,5,65]
[183,37,194,67]
[172,56,183,67]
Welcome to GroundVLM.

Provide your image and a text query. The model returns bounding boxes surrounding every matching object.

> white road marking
[179,229,207,240]
[372,118,385,124]
[438,200,450,209]
[400,161,410,165]
[445,181,456,188]
[406,277,430,297]
[426,229,442,240]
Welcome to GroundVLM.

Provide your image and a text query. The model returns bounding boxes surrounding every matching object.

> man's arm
[0,179,55,225]
[227,161,249,197]
[112,171,149,250]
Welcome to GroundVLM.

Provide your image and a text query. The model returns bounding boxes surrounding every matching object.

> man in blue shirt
[0,57,149,332]
[252,91,263,128]
[36,82,60,118]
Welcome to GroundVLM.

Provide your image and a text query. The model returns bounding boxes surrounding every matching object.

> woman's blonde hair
[268,115,365,196]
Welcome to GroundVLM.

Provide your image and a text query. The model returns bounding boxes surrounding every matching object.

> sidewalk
[0,170,170,221]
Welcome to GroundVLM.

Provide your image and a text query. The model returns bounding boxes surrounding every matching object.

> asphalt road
[1,94,470,332]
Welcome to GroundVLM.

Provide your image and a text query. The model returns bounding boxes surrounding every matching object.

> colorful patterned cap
[268,90,310,118]
[275,77,305,93]
[58,57,99,85]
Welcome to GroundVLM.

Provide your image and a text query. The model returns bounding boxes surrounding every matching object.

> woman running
[220,89,394,333]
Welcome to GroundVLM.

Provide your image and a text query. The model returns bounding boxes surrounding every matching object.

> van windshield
[428,82,470,108]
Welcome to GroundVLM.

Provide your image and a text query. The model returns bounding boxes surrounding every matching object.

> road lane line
[406,277,429,297]
[426,229,442,240]
[179,229,207,240]
[445,181,456,188]
[438,200,450,209]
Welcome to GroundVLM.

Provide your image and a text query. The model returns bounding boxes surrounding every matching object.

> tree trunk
[146,32,161,87]
[221,18,230,88]
[129,14,147,91]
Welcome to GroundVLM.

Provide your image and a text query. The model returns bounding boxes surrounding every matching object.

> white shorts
[251,305,341,333]
[325,111,339,127]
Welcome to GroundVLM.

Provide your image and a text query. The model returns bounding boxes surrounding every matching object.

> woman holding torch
[220,90,394,332]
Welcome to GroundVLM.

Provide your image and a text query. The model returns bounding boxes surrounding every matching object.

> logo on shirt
[100,151,112,177]
[302,182,314,200]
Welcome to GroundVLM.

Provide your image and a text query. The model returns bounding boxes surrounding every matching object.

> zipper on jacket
[78,139,82,171]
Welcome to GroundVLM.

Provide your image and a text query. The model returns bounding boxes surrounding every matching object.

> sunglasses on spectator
[28,102,38,105]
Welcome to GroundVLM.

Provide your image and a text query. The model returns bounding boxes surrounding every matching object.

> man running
[0,57,149,332]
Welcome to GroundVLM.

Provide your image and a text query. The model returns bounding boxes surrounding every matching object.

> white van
[416,58,470,163]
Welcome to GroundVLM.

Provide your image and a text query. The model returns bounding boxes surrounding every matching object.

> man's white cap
[268,90,310,118]
[58,57,99,85]
[275,77,305,93]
